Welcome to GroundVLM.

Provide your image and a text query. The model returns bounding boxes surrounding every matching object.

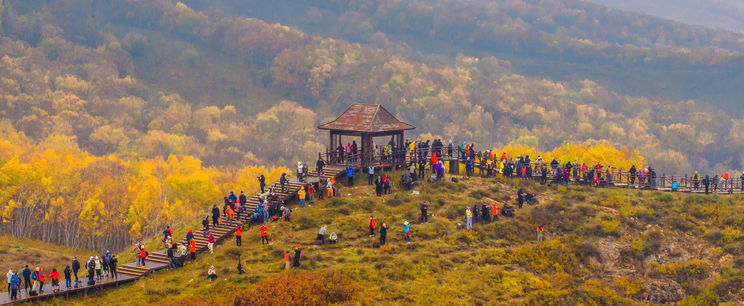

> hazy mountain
[588,0,744,33]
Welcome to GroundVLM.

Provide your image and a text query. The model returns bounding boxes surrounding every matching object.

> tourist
[293,245,302,267]
[465,206,473,230]
[368,166,375,185]
[420,203,428,223]
[95,256,102,281]
[189,240,197,260]
[9,272,19,300]
[326,178,334,198]
[318,225,328,244]
[492,202,500,221]
[517,188,526,209]
[70,259,79,284]
[280,173,288,192]
[329,232,338,244]
[346,165,355,186]
[374,176,382,196]
[382,174,391,195]
[369,216,378,236]
[86,258,95,285]
[184,230,194,244]
[63,266,72,289]
[235,225,243,246]
[258,174,266,193]
[380,223,388,245]
[212,205,220,227]
[207,266,217,282]
[207,232,215,254]
[298,186,306,208]
[403,221,412,243]
[316,158,325,176]
[297,161,304,182]
[283,251,291,270]
[537,224,545,241]
[260,224,269,245]
[139,246,148,266]
[6,269,12,295]
[49,268,59,292]
[283,205,292,221]
[35,267,46,293]
[109,256,118,279]
[202,216,210,238]
[163,225,173,241]
[21,265,31,293]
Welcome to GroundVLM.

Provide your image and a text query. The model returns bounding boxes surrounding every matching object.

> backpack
[31,272,37,280]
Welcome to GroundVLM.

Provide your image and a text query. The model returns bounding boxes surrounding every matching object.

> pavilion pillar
[362,133,374,168]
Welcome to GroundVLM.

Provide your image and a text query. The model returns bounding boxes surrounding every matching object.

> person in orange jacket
[368,216,378,236]
[226,205,235,225]
[259,224,269,245]
[189,241,197,260]
[491,202,500,221]
[283,250,291,270]
[235,226,243,246]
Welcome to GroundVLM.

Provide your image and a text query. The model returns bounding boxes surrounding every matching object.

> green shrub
[655,260,710,284]
[669,214,696,231]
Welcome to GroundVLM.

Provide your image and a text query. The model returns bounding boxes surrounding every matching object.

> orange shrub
[234,270,361,306]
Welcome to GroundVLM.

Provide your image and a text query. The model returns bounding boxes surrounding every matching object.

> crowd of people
[5,253,119,301]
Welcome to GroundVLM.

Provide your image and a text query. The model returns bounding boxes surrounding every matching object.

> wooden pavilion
[318,104,415,167]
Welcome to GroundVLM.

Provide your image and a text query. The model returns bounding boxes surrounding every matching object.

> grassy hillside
[0,235,93,272]
[42,172,743,305]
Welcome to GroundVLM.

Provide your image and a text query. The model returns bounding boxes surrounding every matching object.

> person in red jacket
[259,224,269,245]
[368,216,378,236]
[235,226,243,246]
[35,268,46,293]
[139,247,148,266]
[49,268,60,292]
[492,201,500,221]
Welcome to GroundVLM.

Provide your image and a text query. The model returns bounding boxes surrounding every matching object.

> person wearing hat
[207,266,217,281]
[403,221,411,243]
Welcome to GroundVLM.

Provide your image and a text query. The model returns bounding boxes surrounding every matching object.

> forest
[0,0,743,252]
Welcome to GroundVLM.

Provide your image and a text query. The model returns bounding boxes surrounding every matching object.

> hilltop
[39,172,744,305]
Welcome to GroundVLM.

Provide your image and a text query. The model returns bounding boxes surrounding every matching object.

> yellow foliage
[0,137,277,249]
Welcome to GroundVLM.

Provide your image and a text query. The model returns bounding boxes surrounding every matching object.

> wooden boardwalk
[0,165,347,305]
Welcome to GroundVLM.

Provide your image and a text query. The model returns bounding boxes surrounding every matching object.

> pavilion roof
[318,104,415,133]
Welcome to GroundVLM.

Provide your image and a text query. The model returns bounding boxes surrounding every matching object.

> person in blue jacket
[346,165,355,186]
[21,266,31,294]
[9,272,20,301]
